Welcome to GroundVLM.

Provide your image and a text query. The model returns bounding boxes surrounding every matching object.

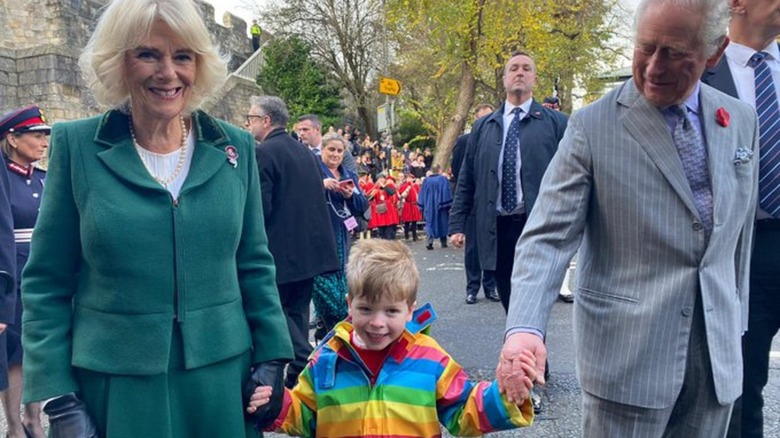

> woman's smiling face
[124,20,196,120]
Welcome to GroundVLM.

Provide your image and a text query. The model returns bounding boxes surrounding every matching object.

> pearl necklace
[129,115,188,187]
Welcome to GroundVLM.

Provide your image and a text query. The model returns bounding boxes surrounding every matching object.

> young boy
[248,240,537,437]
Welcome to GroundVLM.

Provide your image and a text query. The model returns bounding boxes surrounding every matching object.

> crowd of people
[1,0,779,436]
[329,125,437,182]
[295,120,452,244]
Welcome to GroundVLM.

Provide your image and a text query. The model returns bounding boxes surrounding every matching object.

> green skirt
[75,325,255,438]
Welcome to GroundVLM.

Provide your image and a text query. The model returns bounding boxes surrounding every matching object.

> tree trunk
[357,104,376,140]
[434,61,476,170]
[558,68,573,114]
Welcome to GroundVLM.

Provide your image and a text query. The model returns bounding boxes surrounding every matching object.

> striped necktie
[749,51,780,217]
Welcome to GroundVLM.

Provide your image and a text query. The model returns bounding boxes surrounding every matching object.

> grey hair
[249,95,289,127]
[634,0,728,57]
[79,0,229,112]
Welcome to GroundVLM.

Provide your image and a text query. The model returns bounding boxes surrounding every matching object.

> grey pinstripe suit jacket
[507,79,759,409]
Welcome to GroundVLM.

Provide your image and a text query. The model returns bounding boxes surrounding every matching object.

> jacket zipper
[171,194,183,321]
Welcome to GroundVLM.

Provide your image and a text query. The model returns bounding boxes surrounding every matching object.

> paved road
[3,237,780,436]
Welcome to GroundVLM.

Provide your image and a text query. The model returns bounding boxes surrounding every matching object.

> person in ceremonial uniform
[0,105,48,438]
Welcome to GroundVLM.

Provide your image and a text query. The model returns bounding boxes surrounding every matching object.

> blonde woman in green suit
[19,0,293,437]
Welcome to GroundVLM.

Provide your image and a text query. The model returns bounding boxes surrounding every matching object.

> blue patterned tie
[749,52,780,218]
[501,107,522,212]
[670,105,713,238]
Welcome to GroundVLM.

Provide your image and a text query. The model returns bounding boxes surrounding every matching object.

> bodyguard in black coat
[449,52,567,312]
[248,95,339,387]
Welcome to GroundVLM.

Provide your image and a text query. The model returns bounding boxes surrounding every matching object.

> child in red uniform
[398,173,422,241]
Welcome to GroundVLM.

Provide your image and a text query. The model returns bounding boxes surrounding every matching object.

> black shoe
[314,320,327,343]
[441,242,448,248]
[426,243,434,250]
[485,291,501,302]
[465,294,477,304]
[530,388,543,414]
[558,291,574,303]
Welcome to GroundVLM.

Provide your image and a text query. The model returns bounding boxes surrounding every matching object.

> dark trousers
[495,213,527,313]
[728,220,780,438]
[403,222,418,241]
[377,225,396,240]
[465,214,496,297]
[426,235,447,246]
[277,278,314,387]
[251,36,260,51]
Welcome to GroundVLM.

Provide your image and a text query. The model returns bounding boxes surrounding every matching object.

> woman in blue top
[312,133,368,340]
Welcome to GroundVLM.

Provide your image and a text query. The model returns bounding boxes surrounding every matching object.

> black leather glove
[244,360,287,429]
[44,393,100,438]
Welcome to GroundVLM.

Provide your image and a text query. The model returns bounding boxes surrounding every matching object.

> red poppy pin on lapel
[225,146,239,168]
[716,107,730,127]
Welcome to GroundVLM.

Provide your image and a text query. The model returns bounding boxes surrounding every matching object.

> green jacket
[21,109,293,402]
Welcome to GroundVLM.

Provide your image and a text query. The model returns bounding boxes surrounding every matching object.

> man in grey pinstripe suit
[497,0,761,436]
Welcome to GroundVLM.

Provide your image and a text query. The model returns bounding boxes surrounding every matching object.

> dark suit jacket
[449,100,567,270]
[256,127,339,285]
[701,56,739,98]
[451,133,468,183]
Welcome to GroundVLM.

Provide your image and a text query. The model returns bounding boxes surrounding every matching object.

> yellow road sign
[378,76,401,96]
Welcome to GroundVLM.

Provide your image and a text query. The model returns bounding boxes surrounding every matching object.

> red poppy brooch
[716,107,730,127]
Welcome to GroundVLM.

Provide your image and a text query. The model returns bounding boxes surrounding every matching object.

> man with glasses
[247,95,339,388]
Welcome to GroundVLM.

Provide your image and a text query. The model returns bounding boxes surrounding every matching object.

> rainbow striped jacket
[270,304,534,437]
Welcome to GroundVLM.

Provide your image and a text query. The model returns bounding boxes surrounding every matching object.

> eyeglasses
[245,114,267,124]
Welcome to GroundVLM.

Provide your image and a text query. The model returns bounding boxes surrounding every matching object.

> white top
[135,129,195,199]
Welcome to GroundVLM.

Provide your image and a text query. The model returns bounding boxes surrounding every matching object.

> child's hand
[513,351,539,406]
[246,385,273,414]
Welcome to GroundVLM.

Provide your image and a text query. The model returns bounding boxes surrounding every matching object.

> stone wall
[204,75,261,128]
[0,0,260,125]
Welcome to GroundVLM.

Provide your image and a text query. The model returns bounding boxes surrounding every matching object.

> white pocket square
[734,147,753,166]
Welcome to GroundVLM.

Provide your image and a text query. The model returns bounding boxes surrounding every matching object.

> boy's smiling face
[347,295,414,351]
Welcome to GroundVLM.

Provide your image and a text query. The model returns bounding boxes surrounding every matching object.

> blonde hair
[79,0,229,112]
[1,135,11,158]
[321,132,347,149]
[346,240,419,306]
